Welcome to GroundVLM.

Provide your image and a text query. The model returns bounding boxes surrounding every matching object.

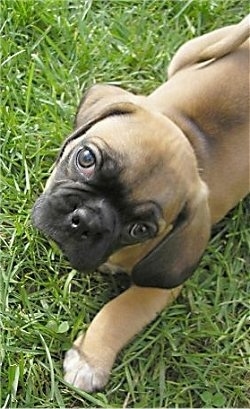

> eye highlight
[77,147,96,168]
[129,223,149,239]
[127,221,158,242]
[76,146,99,179]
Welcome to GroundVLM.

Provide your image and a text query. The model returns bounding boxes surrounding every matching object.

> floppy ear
[57,85,138,158]
[75,84,134,127]
[132,183,211,289]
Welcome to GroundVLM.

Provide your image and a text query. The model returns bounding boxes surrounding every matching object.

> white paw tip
[63,348,109,392]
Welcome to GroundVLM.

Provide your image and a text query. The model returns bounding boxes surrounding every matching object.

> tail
[168,15,250,78]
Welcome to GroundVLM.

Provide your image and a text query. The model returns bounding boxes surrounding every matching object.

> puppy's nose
[69,208,101,238]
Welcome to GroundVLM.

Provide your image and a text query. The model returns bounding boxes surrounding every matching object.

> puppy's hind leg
[64,285,182,392]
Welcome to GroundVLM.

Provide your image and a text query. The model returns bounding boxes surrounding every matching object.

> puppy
[32,16,249,392]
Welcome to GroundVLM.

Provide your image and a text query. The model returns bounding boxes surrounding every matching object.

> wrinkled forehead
[69,109,181,161]
[84,113,192,196]
[58,109,194,208]
[65,111,164,162]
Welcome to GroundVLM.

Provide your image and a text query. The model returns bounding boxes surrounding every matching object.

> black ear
[132,183,211,289]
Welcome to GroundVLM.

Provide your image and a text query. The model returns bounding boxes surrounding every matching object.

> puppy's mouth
[32,187,120,272]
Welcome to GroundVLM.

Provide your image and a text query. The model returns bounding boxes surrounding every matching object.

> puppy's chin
[59,235,116,273]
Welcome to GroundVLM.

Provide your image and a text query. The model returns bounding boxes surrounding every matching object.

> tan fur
[49,18,249,391]
[66,286,182,391]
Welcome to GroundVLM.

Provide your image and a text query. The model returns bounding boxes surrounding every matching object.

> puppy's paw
[63,348,109,392]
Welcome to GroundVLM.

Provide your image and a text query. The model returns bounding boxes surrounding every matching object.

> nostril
[71,214,80,228]
[70,208,101,238]
[70,210,90,238]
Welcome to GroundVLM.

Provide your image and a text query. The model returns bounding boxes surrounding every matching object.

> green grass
[1,0,249,407]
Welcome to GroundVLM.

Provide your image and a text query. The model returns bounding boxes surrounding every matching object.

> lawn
[1,0,249,407]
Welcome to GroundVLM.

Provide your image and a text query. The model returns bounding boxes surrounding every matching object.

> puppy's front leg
[64,285,182,392]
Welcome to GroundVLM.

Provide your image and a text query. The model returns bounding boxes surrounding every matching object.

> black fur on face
[32,133,163,273]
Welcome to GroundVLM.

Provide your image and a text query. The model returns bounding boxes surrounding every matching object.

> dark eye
[129,223,152,240]
[77,147,96,168]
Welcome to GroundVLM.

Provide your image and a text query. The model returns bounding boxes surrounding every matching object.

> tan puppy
[32,16,249,392]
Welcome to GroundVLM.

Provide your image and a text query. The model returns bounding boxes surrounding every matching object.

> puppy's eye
[129,222,156,240]
[76,147,99,179]
[77,147,96,168]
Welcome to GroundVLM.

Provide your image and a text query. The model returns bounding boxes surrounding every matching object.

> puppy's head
[32,84,211,288]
